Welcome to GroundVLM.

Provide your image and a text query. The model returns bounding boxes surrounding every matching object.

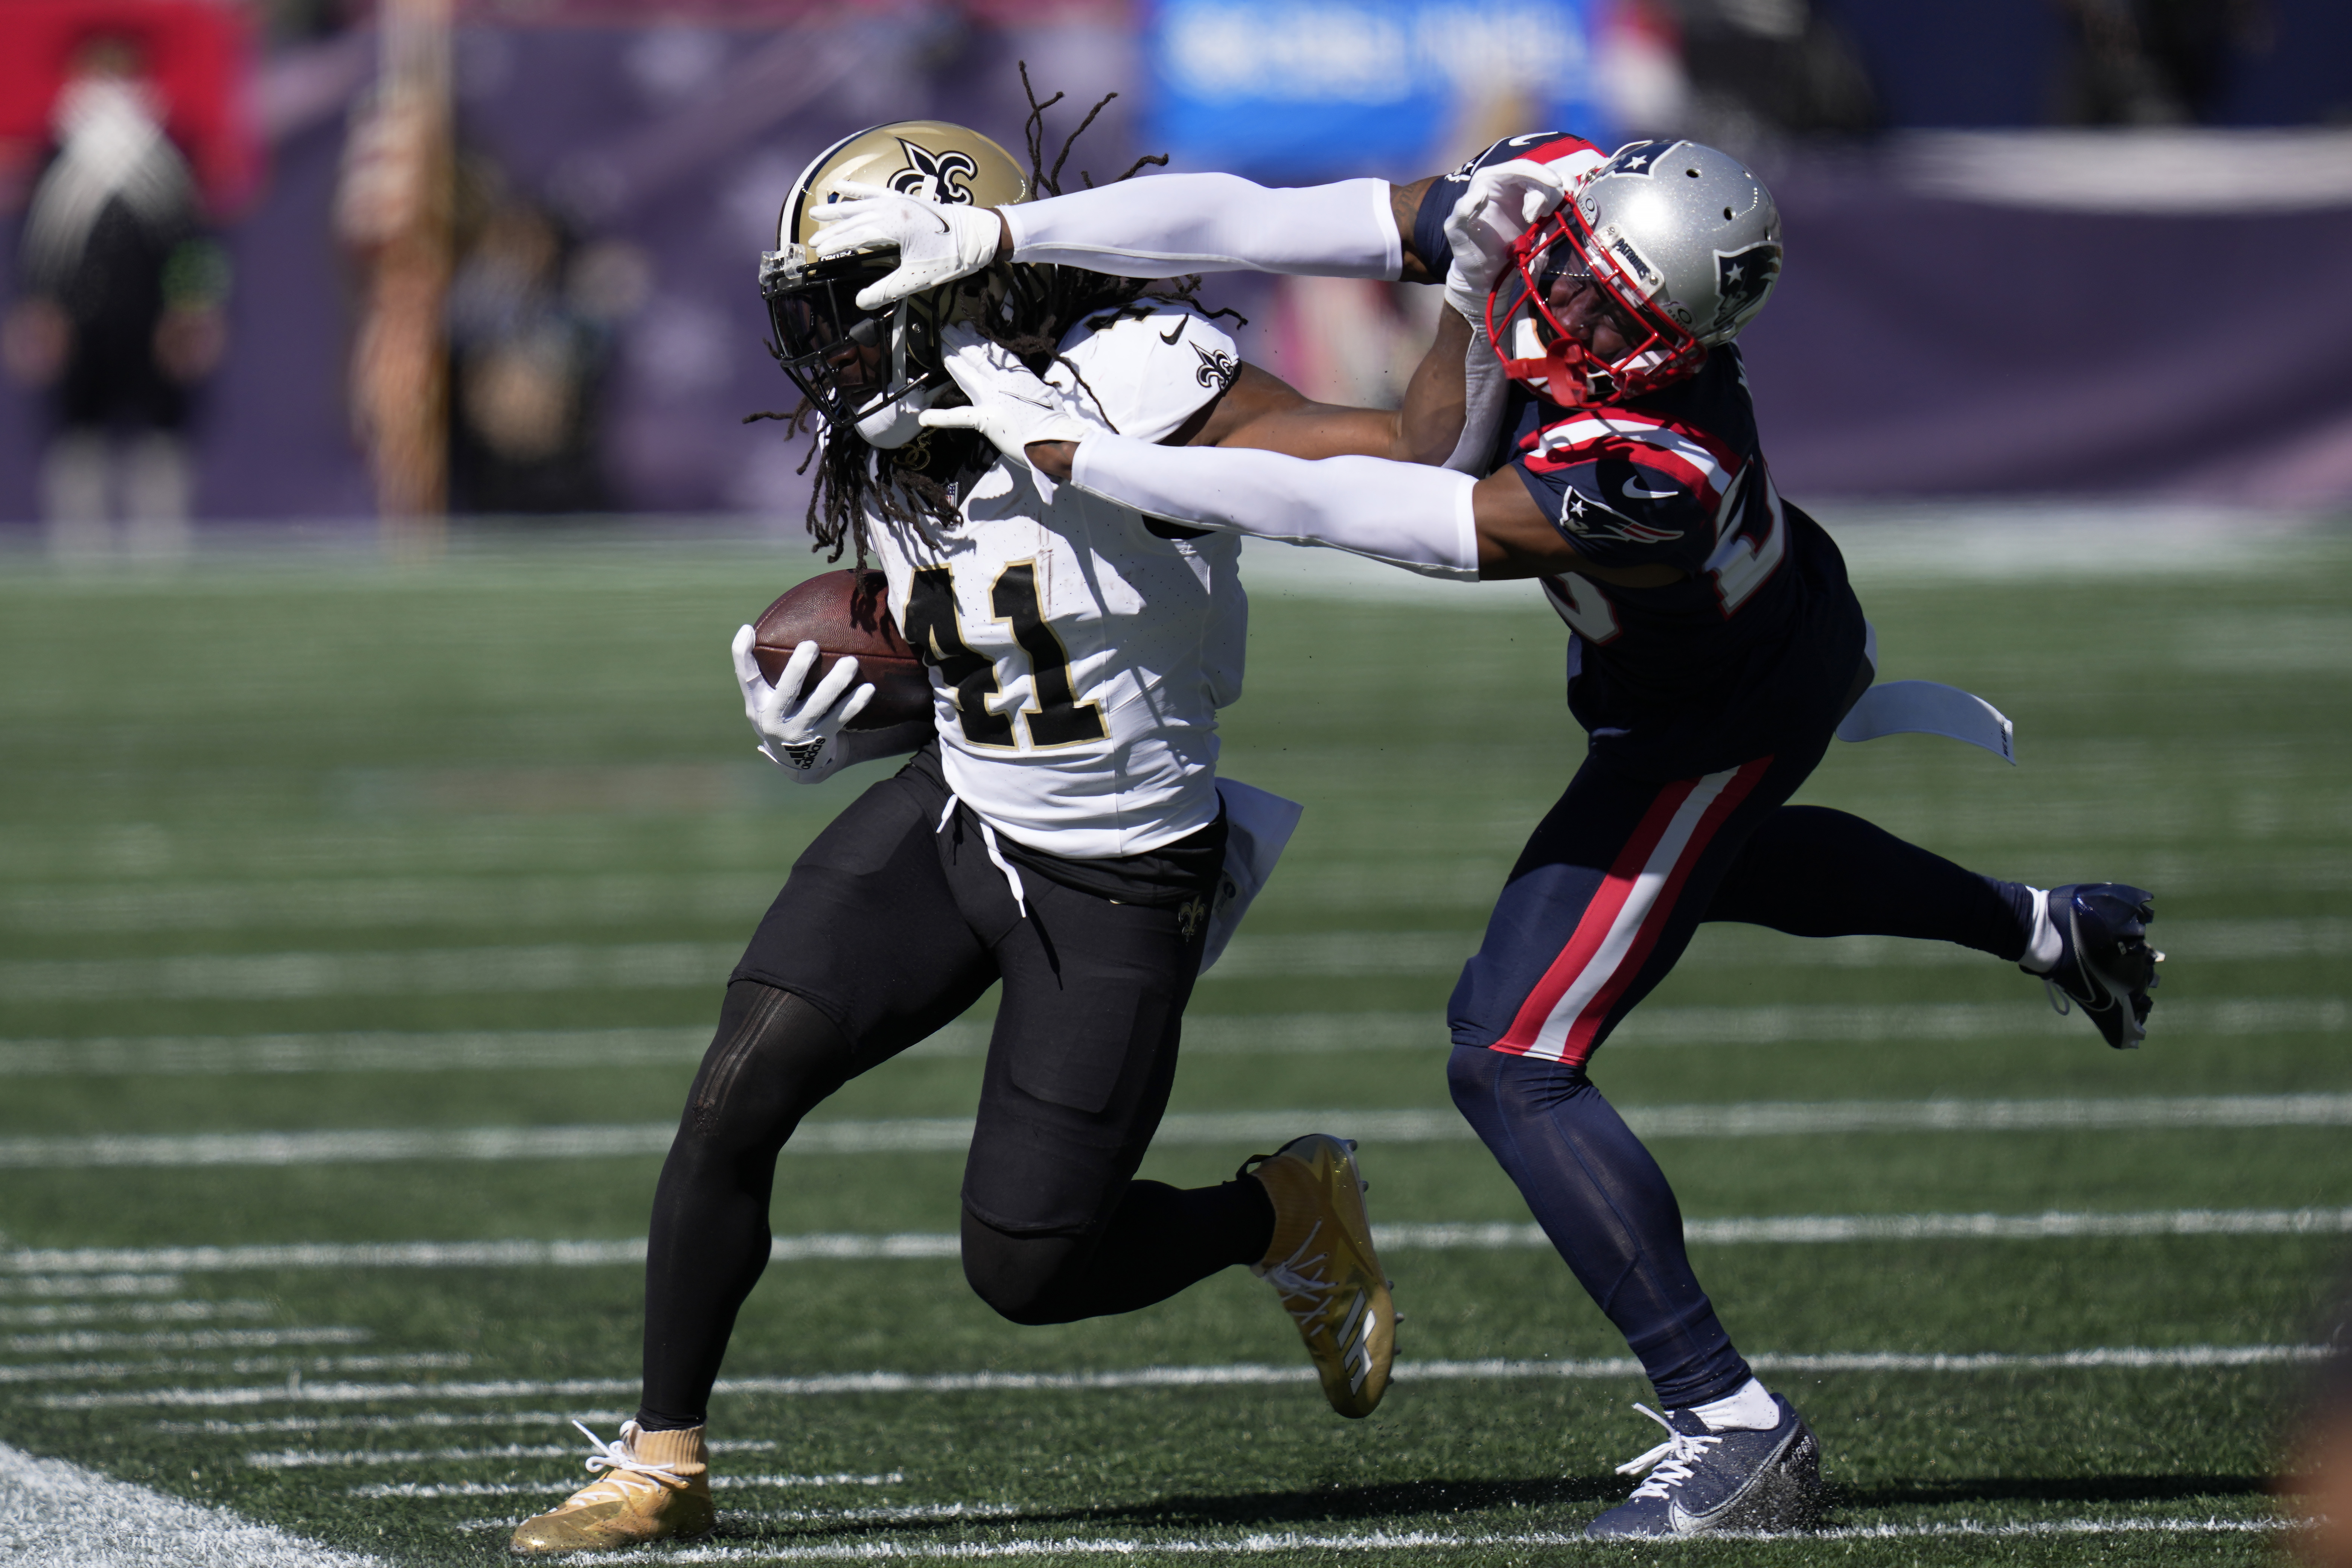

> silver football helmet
[1487,139,1782,406]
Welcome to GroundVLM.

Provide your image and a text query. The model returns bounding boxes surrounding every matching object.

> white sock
[2018,884,2062,973]
[1688,1376,1778,1431]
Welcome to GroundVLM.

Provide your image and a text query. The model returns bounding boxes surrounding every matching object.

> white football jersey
[865,308,1249,859]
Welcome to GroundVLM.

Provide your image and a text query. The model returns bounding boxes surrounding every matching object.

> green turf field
[1,519,2346,1565]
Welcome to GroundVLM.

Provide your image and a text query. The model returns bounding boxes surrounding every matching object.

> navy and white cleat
[1584,1396,1822,1539]
[2034,883,2162,1050]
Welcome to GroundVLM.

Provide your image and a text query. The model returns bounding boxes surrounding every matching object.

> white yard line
[4,993,2341,1077]
[0,1028,716,1078]
[573,1515,2294,1561]
[1,1352,467,1387]
[0,1438,382,1567]
[10,1204,2348,1279]
[248,1438,776,1469]
[349,1472,902,1500]
[5,1093,2348,1172]
[0,1300,271,1326]
[9,1239,650,1271]
[12,850,2341,937]
[0,943,739,1003]
[6,1326,366,1355]
[0,873,781,935]
[0,1273,180,1297]
[440,1502,1012,1532]
[162,1410,625,1436]
[38,1343,2323,1411]
[0,919,2334,1003]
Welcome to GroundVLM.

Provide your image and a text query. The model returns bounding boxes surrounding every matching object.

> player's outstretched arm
[1182,161,1567,473]
[1060,434,1674,585]
[923,324,1675,585]
[815,172,1418,311]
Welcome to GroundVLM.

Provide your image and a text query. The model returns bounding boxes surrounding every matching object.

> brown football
[751,569,932,732]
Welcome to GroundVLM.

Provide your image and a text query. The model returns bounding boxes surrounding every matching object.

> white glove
[917,324,1096,498]
[807,181,1004,311]
[1442,160,1568,322]
[731,625,875,774]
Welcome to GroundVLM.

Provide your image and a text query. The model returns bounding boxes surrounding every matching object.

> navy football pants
[1447,738,2022,1409]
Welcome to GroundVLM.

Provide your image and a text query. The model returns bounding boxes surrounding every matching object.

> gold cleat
[1243,1133,1396,1418]
[509,1420,714,1555]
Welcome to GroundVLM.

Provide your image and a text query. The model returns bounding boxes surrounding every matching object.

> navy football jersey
[1414,137,1866,777]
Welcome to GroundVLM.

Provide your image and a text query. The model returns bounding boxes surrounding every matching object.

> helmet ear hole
[1723,208,1734,219]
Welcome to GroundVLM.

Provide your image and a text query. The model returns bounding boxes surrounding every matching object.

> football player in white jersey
[508,118,1465,1555]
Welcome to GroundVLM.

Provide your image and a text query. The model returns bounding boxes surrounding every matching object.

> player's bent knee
[673,980,856,1159]
[958,1209,1091,1325]
[1446,1041,1505,1111]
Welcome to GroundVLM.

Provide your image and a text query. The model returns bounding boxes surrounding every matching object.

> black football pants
[636,749,1272,1430]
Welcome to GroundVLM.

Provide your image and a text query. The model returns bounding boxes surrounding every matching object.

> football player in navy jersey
[832,130,2166,1538]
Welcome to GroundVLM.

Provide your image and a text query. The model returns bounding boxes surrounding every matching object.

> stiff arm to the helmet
[816,172,1404,311]
[759,120,1031,442]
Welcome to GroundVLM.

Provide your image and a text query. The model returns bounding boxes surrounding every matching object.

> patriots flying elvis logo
[889,140,979,205]
[1559,479,1683,544]
[1713,243,1780,330]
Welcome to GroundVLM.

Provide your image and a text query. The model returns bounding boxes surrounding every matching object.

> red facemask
[1485,203,1705,406]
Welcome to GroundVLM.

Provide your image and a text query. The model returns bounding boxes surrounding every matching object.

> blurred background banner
[0,0,2349,531]
[1740,134,2352,508]
[1141,0,1605,180]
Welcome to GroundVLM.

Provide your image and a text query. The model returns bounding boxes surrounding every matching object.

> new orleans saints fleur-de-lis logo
[1192,343,1239,391]
[889,140,980,205]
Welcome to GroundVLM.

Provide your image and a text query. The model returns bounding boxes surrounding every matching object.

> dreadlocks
[746,69,1244,565]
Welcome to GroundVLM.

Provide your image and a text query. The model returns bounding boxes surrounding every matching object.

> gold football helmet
[760,121,1030,443]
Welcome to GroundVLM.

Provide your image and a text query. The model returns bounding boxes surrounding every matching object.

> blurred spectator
[444,155,647,515]
[2051,0,2271,124]
[3,35,228,554]
[1596,0,1877,149]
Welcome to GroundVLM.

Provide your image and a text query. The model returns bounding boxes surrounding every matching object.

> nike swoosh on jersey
[1621,476,1684,501]
[1160,320,1186,344]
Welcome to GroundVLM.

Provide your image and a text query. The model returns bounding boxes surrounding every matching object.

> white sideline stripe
[11,1204,2349,1279]
[5,1325,366,1355]
[0,1352,466,1386]
[3,994,2344,1078]
[0,918,2335,1002]
[248,1438,779,1469]
[350,1471,902,1500]
[0,1437,384,1567]
[509,1516,2294,1560]
[6,1092,2350,1172]
[35,1343,2325,1410]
